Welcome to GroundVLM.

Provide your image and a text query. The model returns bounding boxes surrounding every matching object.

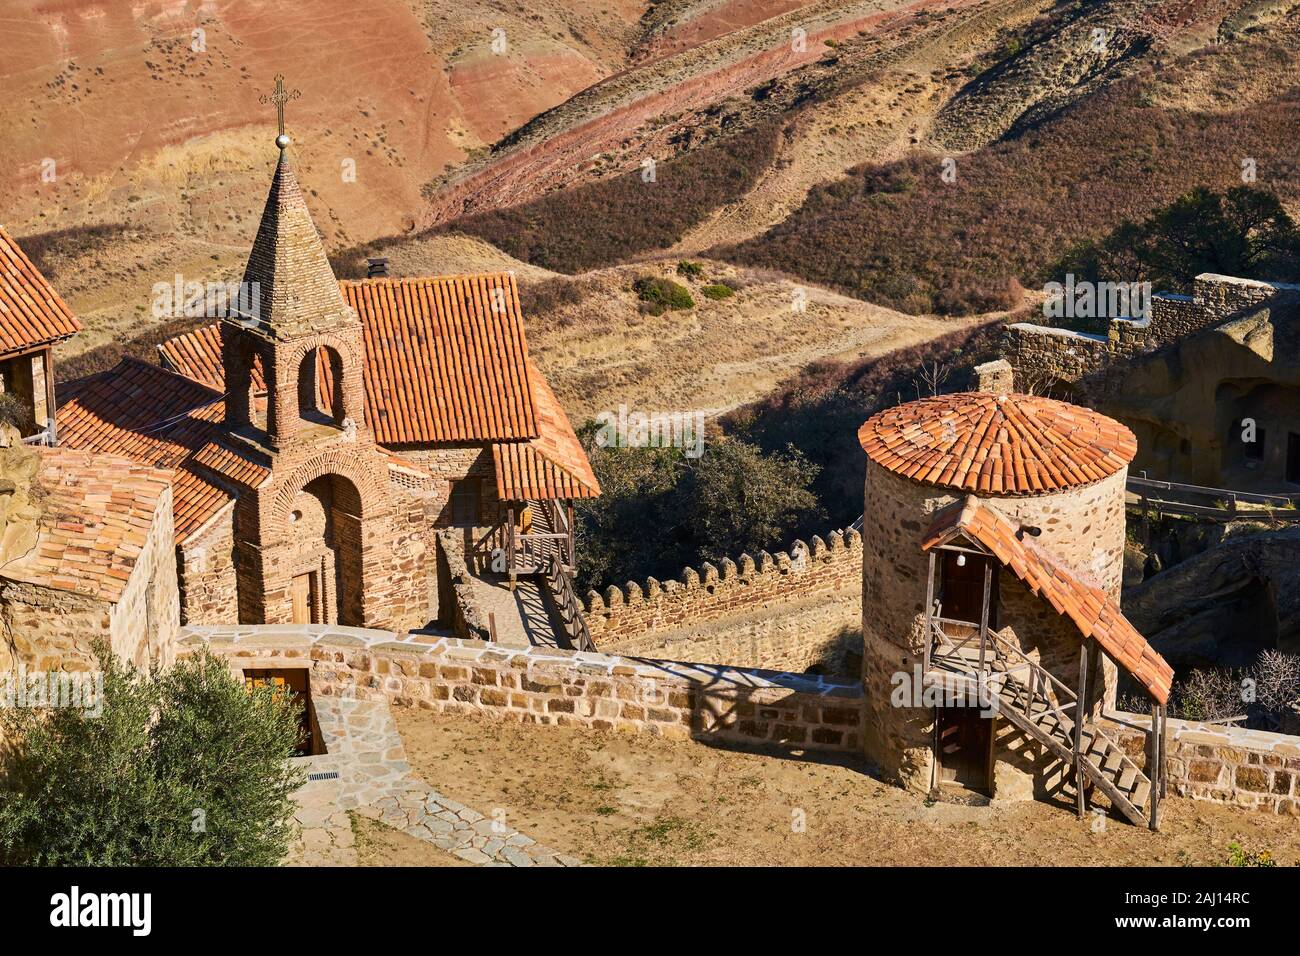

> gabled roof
[922,496,1173,704]
[0,448,172,604]
[237,150,357,339]
[55,358,266,541]
[342,275,539,444]
[0,224,82,355]
[859,392,1137,495]
[157,274,542,445]
[492,360,600,501]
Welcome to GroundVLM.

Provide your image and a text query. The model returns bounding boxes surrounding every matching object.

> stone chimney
[973,358,1014,394]
[366,257,390,279]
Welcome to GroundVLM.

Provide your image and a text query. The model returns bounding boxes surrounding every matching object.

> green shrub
[633,276,695,315]
[0,643,305,866]
[1227,842,1276,867]
[676,261,704,279]
[701,283,735,300]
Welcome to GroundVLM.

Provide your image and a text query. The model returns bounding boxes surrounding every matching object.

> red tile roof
[344,276,539,444]
[0,448,172,604]
[0,225,82,355]
[922,496,1173,704]
[158,275,542,445]
[56,359,268,541]
[859,392,1137,495]
[493,360,600,501]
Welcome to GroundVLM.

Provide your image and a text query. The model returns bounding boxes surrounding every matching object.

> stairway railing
[546,554,595,652]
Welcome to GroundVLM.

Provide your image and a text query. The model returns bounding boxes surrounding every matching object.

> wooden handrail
[547,554,595,652]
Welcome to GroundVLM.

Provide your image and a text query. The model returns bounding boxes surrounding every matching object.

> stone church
[51,136,599,633]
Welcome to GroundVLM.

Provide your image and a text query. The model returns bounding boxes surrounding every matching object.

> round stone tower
[856,392,1138,799]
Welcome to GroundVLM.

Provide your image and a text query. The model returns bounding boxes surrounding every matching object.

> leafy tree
[1055,186,1300,292]
[573,429,822,591]
[680,439,822,561]
[0,644,304,866]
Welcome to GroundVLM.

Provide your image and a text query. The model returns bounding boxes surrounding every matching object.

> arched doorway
[285,473,364,625]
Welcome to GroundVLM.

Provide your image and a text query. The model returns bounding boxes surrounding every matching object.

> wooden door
[290,572,317,625]
[244,669,313,755]
[936,706,992,792]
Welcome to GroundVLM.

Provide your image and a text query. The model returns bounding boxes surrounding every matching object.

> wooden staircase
[931,621,1159,828]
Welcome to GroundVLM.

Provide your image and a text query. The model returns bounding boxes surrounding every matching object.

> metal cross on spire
[260,74,301,142]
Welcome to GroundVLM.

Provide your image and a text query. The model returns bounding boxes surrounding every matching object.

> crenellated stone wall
[584,528,863,645]
[182,625,865,754]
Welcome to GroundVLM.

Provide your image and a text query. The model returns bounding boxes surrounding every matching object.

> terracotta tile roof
[158,274,541,445]
[859,392,1137,495]
[56,358,268,541]
[0,224,82,355]
[158,322,267,392]
[493,360,600,501]
[922,496,1173,704]
[0,448,172,604]
[342,276,538,444]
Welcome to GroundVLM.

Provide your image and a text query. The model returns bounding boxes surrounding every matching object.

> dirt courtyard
[392,709,1299,867]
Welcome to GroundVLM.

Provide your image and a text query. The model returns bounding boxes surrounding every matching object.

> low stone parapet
[183,625,865,755]
[1108,712,1300,815]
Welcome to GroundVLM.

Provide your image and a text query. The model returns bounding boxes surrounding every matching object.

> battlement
[585,526,863,641]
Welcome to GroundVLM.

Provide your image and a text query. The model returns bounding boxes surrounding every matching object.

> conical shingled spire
[234,149,355,339]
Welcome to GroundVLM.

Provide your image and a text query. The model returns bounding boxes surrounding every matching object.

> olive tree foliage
[0,644,305,866]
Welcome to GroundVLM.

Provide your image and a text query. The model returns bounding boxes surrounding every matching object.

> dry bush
[445,122,783,274]
[721,319,1005,530]
[716,65,1300,314]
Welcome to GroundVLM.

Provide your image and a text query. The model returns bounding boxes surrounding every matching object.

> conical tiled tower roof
[234,148,355,339]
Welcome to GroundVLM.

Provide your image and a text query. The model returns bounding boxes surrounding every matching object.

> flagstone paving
[289,695,581,867]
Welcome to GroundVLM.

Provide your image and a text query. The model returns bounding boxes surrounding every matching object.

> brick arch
[279,335,363,380]
[270,450,384,540]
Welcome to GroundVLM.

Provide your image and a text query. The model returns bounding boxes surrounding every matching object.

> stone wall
[1002,274,1300,405]
[178,506,239,626]
[108,481,181,669]
[1108,713,1300,815]
[434,530,490,641]
[183,625,866,754]
[585,528,863,643]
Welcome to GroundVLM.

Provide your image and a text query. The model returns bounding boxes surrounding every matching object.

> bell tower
[220,124,369,452]
[220,81,392,629]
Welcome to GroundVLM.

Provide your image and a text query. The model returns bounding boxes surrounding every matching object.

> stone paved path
[290,695,580,867]
[467,572,571,648]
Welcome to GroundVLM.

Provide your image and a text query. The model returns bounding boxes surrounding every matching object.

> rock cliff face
[0,425,43,570]
[1123,527,1300,674]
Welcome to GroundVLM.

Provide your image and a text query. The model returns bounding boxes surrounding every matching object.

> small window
[449,478,481,526]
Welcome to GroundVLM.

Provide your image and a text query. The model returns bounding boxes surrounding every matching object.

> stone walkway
[290,695,580,867]
[467,572,571,648]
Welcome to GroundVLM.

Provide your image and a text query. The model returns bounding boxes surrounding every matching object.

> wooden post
[977,561,992,674]
[42,349,57,445]
[567,501,575,570]
[1074,641,1089,819]
[922,551,936,675]
[1160,702,1170,798]
[488,612,497,644]
[1149,702,1161,831]
[506,505,516,590]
